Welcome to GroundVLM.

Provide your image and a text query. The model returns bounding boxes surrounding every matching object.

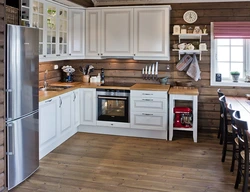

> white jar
[199,43,207,51]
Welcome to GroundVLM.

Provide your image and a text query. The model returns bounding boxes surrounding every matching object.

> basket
[6,6,19,25]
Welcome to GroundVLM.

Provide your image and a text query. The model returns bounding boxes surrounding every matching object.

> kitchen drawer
[131,98,167,113]
[131,90,167,98]
[130,112,167,130]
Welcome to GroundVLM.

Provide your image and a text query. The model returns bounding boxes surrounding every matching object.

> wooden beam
[67,0,94,7]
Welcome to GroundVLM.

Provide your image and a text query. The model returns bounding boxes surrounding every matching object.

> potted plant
[230,71,240,82]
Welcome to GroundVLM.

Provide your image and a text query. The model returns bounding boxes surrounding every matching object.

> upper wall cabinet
[85,6,171,60]
[101,8,133,57]
[133,6,171,60]
[68,9,85,59]
[31,0,69,61]
[32,0,45,57]
[45,2,68,59]
[85,9,101,58]
[86,8,133,58]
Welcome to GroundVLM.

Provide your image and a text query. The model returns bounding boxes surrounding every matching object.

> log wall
[39,2,250,131]
[0,0,6,191]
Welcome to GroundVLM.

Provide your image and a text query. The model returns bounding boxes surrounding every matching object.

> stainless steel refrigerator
[5,24,39,190]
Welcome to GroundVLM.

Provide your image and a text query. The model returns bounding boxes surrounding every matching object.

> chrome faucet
[44,70,48,88]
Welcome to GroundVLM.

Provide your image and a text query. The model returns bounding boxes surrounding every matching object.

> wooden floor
[11,131,241,192]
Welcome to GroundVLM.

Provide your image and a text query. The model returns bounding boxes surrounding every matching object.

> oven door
[97,95,129,123]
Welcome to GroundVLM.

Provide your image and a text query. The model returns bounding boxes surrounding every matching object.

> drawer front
[131,90,167,98]
[131,98,167,113]
[130,112,167,130]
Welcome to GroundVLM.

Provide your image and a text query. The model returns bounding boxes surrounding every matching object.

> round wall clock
[183,10,198,24]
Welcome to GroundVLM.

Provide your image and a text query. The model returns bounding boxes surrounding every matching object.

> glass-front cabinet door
[32,0,44,57]
[58,8,68,56]
[46,3,57,56]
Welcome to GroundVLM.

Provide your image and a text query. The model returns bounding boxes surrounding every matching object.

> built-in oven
[96,89,130,123]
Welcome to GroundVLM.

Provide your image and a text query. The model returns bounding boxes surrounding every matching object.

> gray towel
[186,54,201,81]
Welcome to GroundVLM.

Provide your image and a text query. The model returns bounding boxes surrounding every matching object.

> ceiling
[66,0,250,7]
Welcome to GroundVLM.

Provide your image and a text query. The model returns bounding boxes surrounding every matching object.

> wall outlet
[54,65,58,70]
[166,64,171,71]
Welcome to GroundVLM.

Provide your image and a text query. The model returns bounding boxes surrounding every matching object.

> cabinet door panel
[134,7,170,58]
[58,93,72,134]
[80,89,96,125]
[72,90,80,127]
[86,10,101,57]
[131,112,167,130]
[131,98,167,113]
[69,9,85,57]
[101,8,133,56]
[39,99,58,145]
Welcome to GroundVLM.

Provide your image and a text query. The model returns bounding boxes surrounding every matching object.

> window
[210,22,250,87]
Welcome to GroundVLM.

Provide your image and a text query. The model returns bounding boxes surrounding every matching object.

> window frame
[210,23,250,87]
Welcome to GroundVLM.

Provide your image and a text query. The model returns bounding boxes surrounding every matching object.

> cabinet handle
[56,54,60,56]
[69,53,71,56]
[98,53,99,56]
[45,99,52,103]
[142,93,153,96]
[43,55,46,57]
[73,92,76,102]
[7,123,14,155]
[59,97,62,108]
[142,113,153,116]
[142,99,153,101]
[134,54,136,56]
[101,53,103,56]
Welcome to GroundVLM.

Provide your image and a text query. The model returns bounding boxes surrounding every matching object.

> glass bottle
[101,68,105,84]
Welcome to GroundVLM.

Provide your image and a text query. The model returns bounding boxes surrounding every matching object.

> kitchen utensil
[79,66,85,75]
[85,65,89,75]
[87,65,94,75]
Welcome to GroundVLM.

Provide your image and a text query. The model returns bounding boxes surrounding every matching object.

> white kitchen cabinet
[86,8,133,58]
[80,88,96,125]
[39,96,59,159]
[131,112,167,130]
[31,0,45,58]
[85,9,101,58]
[68,9,85,58]
[72,89,80,128]
[39,90,78,159]
[133,6,171,60]
[130,90,168,132]
[101,8,134,57]
[32,0,68,61]
[57,92,74,144]
[45,2,68,58]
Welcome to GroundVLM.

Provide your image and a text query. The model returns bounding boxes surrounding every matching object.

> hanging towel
[176,54,193,71]
[186,54,201,81]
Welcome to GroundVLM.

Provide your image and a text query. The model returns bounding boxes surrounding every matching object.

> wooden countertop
[39,82,171,102]
[169,86,199,95]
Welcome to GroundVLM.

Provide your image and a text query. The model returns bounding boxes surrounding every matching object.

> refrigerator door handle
[5,88,12,121]
[6,122,14,156]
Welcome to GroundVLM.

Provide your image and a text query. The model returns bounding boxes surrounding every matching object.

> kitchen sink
[39,86,73,91]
